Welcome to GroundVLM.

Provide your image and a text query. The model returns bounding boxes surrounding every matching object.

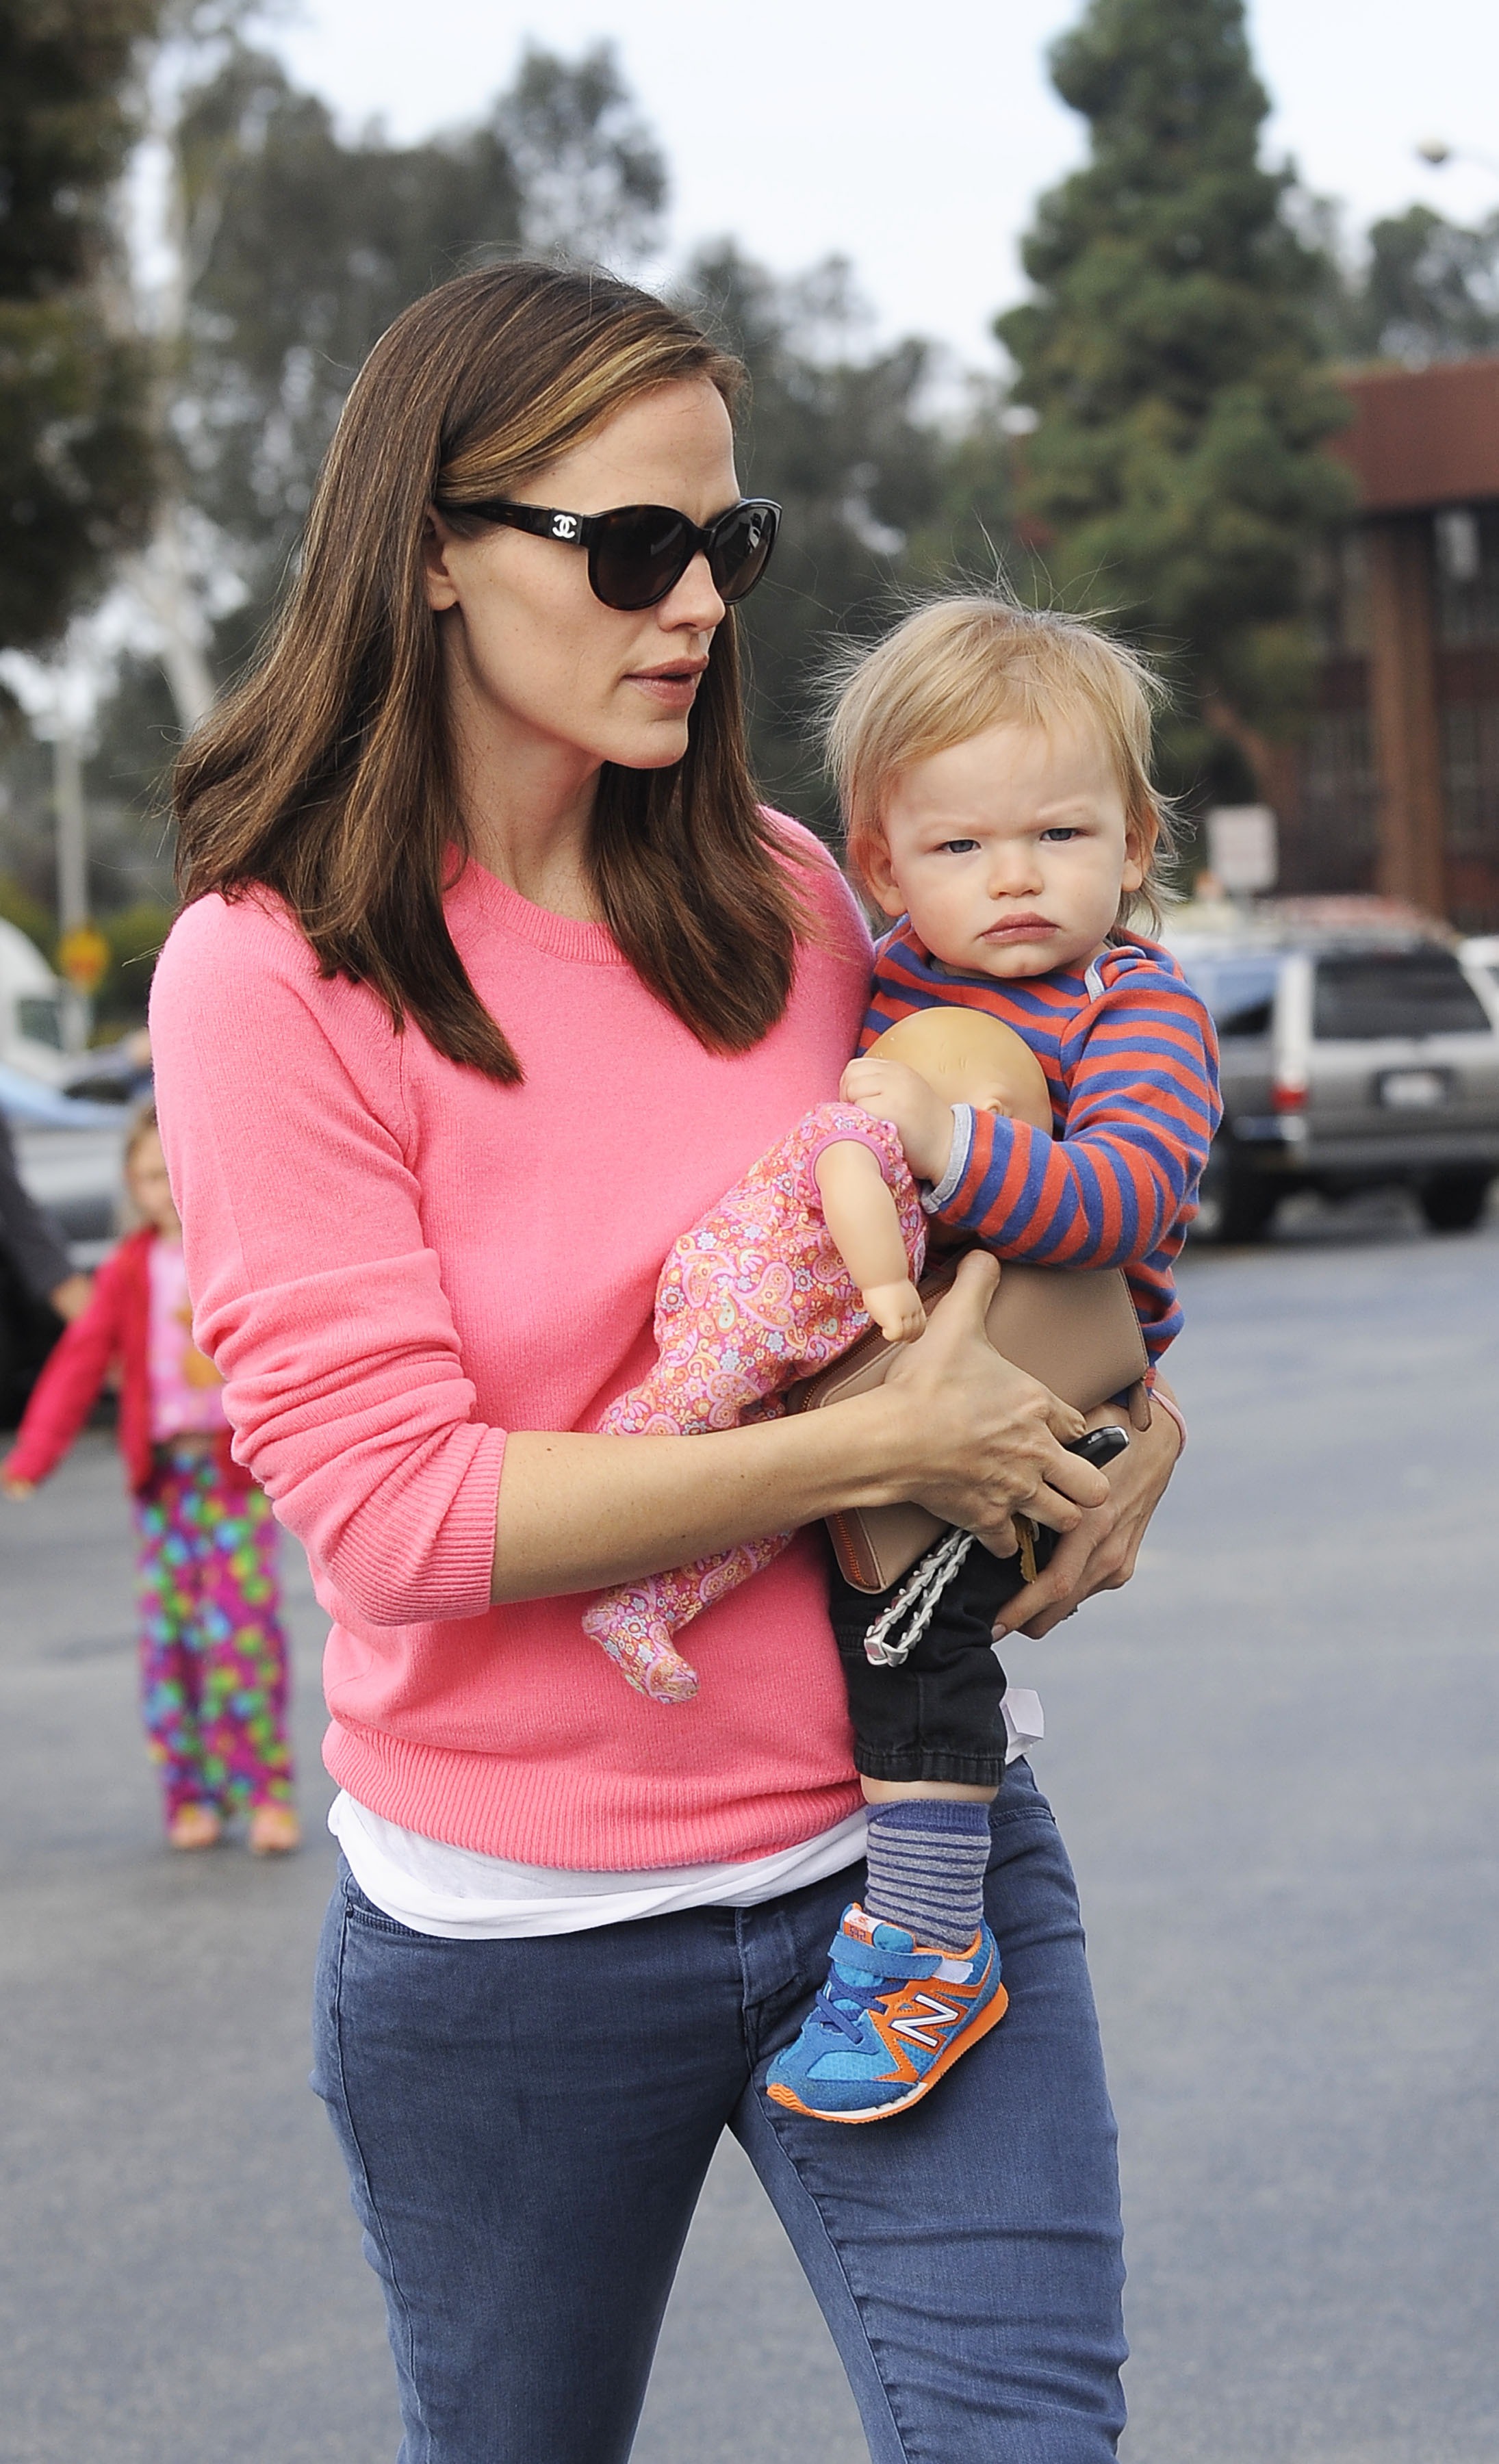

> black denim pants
[828,1535,1027,1788]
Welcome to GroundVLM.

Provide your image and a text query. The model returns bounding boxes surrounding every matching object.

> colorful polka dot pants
[133,1442,294,1825]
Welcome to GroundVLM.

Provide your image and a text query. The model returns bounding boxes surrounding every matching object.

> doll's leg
[582,1532,791,1706]
[587,1289,810,1700]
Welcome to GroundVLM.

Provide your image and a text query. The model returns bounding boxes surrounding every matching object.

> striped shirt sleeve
[934,969,1221,1271]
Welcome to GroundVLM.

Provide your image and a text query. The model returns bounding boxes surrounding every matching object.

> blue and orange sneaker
[765,1902,1007,2124]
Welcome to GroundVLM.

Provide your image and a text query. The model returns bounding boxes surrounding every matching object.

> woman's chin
[606,720,694,773]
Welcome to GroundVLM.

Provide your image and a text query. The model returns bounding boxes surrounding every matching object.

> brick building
[1283,356,1499,926]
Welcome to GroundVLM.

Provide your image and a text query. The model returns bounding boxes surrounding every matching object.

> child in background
[2,1105,298,1855]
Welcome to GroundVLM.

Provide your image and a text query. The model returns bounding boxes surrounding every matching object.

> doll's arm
[812,1142,925,1343]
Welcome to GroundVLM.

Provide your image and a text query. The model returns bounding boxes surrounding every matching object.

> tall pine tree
[997,0,1354,806]
[0,0,159,652]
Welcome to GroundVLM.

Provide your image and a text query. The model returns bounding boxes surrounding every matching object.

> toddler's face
[127,1130,181,1239]
[864,719,1148,979]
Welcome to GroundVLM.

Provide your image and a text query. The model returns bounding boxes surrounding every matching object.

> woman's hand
[992,1385,1184,1639]
[875,1251,1109,1557]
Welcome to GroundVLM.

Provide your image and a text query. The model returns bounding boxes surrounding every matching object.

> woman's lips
[628,663,706,709]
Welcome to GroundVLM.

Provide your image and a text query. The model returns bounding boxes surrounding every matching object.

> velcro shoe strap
[830,1932,934,1983]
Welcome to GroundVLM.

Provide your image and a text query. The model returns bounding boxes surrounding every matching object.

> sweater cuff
[921,1105,974,1215]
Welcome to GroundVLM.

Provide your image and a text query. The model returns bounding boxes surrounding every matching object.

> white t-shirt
[329,1688,1044,1940]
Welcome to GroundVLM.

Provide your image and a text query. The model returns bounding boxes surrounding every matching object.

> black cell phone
[1016,1424,1130,1581]
[1066,1424,1130,1471]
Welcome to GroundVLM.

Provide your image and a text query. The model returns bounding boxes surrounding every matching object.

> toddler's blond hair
[828,597,1177,934]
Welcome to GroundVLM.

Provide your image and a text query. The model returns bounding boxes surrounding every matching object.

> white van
[0,917,70,1085]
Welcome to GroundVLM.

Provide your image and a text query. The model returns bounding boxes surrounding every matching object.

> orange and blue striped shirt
[863,923,1222,1366]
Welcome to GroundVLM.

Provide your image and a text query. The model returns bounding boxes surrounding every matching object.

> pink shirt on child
[147,1236,228,1439]
[148,825,875,1869]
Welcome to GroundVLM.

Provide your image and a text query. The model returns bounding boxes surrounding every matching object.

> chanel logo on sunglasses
[550,513,581,541]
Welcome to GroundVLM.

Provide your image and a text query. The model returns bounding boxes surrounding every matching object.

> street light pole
[51,726,90,1054]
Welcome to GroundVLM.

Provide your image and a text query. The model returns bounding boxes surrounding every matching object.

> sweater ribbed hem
[322,1718,864,1872]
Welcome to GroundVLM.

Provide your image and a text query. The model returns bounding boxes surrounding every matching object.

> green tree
[142,34,667,697]
[1,33,670,938]
[997,0,1355,806]
[684,244,953,825]
[1345,204,1499,364]
[174,40,526,630]
[0,0,160,652]
[496,40,666,266]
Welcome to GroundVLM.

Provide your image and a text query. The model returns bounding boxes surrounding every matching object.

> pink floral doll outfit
[582,1102,925,1703]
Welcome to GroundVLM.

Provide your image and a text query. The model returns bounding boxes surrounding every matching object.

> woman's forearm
[492,1400,899,1602]
[492,1253,1110,1604]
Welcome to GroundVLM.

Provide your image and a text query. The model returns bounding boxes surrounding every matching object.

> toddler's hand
[861,1280,927,1344]
[841,1056,955,1184]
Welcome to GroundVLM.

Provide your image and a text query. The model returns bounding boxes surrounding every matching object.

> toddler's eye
[939,838,980,855]
[1039,827,1081,843]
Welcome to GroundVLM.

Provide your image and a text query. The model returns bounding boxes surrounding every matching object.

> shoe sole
[766,1976,1010,2125]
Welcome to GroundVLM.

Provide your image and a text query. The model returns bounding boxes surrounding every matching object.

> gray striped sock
[863,1802,991,1952]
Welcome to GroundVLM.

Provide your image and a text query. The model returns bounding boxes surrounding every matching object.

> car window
[1312,951,1491,1040]
[16,995,64,1050]
[1178,955,1279,1039]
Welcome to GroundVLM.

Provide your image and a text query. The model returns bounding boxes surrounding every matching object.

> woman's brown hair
[173,262,811,1081]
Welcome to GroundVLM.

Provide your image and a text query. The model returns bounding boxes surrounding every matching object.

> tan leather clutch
[787,1256,1148,1594]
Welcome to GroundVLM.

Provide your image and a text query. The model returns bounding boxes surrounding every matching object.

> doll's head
[865,1005,1053,1134]
[829,597,1177,982]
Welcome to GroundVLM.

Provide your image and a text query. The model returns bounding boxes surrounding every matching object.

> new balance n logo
[888,1993,964,2049]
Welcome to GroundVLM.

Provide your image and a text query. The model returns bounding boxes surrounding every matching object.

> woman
[150,262,1182,2463]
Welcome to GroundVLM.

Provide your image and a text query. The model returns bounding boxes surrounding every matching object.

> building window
[1308,530,1371,656]
[1434,505,1499,647]
[1443,703,1499,852]
[1295,706,1379,891]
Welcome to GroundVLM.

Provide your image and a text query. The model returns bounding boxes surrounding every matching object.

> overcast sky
[274,0,1499,378]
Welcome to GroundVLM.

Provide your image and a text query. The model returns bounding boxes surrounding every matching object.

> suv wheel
[1193,1145,1279,1244]
[1420,1172,1493,1234]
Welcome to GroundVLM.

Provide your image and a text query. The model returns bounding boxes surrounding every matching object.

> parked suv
[1172,925,1499,1242]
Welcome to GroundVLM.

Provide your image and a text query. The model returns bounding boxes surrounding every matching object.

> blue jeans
[311,1760,1126,2461]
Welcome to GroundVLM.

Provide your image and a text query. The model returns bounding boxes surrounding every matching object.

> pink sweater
[148,826,873,1867]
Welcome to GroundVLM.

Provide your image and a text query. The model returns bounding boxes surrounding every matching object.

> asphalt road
[2,1192,1496,2464]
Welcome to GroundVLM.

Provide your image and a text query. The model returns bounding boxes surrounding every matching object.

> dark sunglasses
[434,494,781,612]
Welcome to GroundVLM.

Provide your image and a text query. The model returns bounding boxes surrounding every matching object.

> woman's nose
[656,550,726,632]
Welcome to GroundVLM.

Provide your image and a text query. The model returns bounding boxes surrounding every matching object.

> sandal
[248,1804,301,1856]
[168,1804,222,1851]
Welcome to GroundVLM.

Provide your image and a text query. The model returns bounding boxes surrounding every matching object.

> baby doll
[582,1005,1052,1704]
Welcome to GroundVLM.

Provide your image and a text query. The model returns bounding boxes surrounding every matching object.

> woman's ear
[422,509,462,613]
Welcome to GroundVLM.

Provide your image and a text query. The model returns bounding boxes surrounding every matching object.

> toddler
[585,598,1220,2120]
[763,597,1220,2120]
[2,1105,298,1854]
